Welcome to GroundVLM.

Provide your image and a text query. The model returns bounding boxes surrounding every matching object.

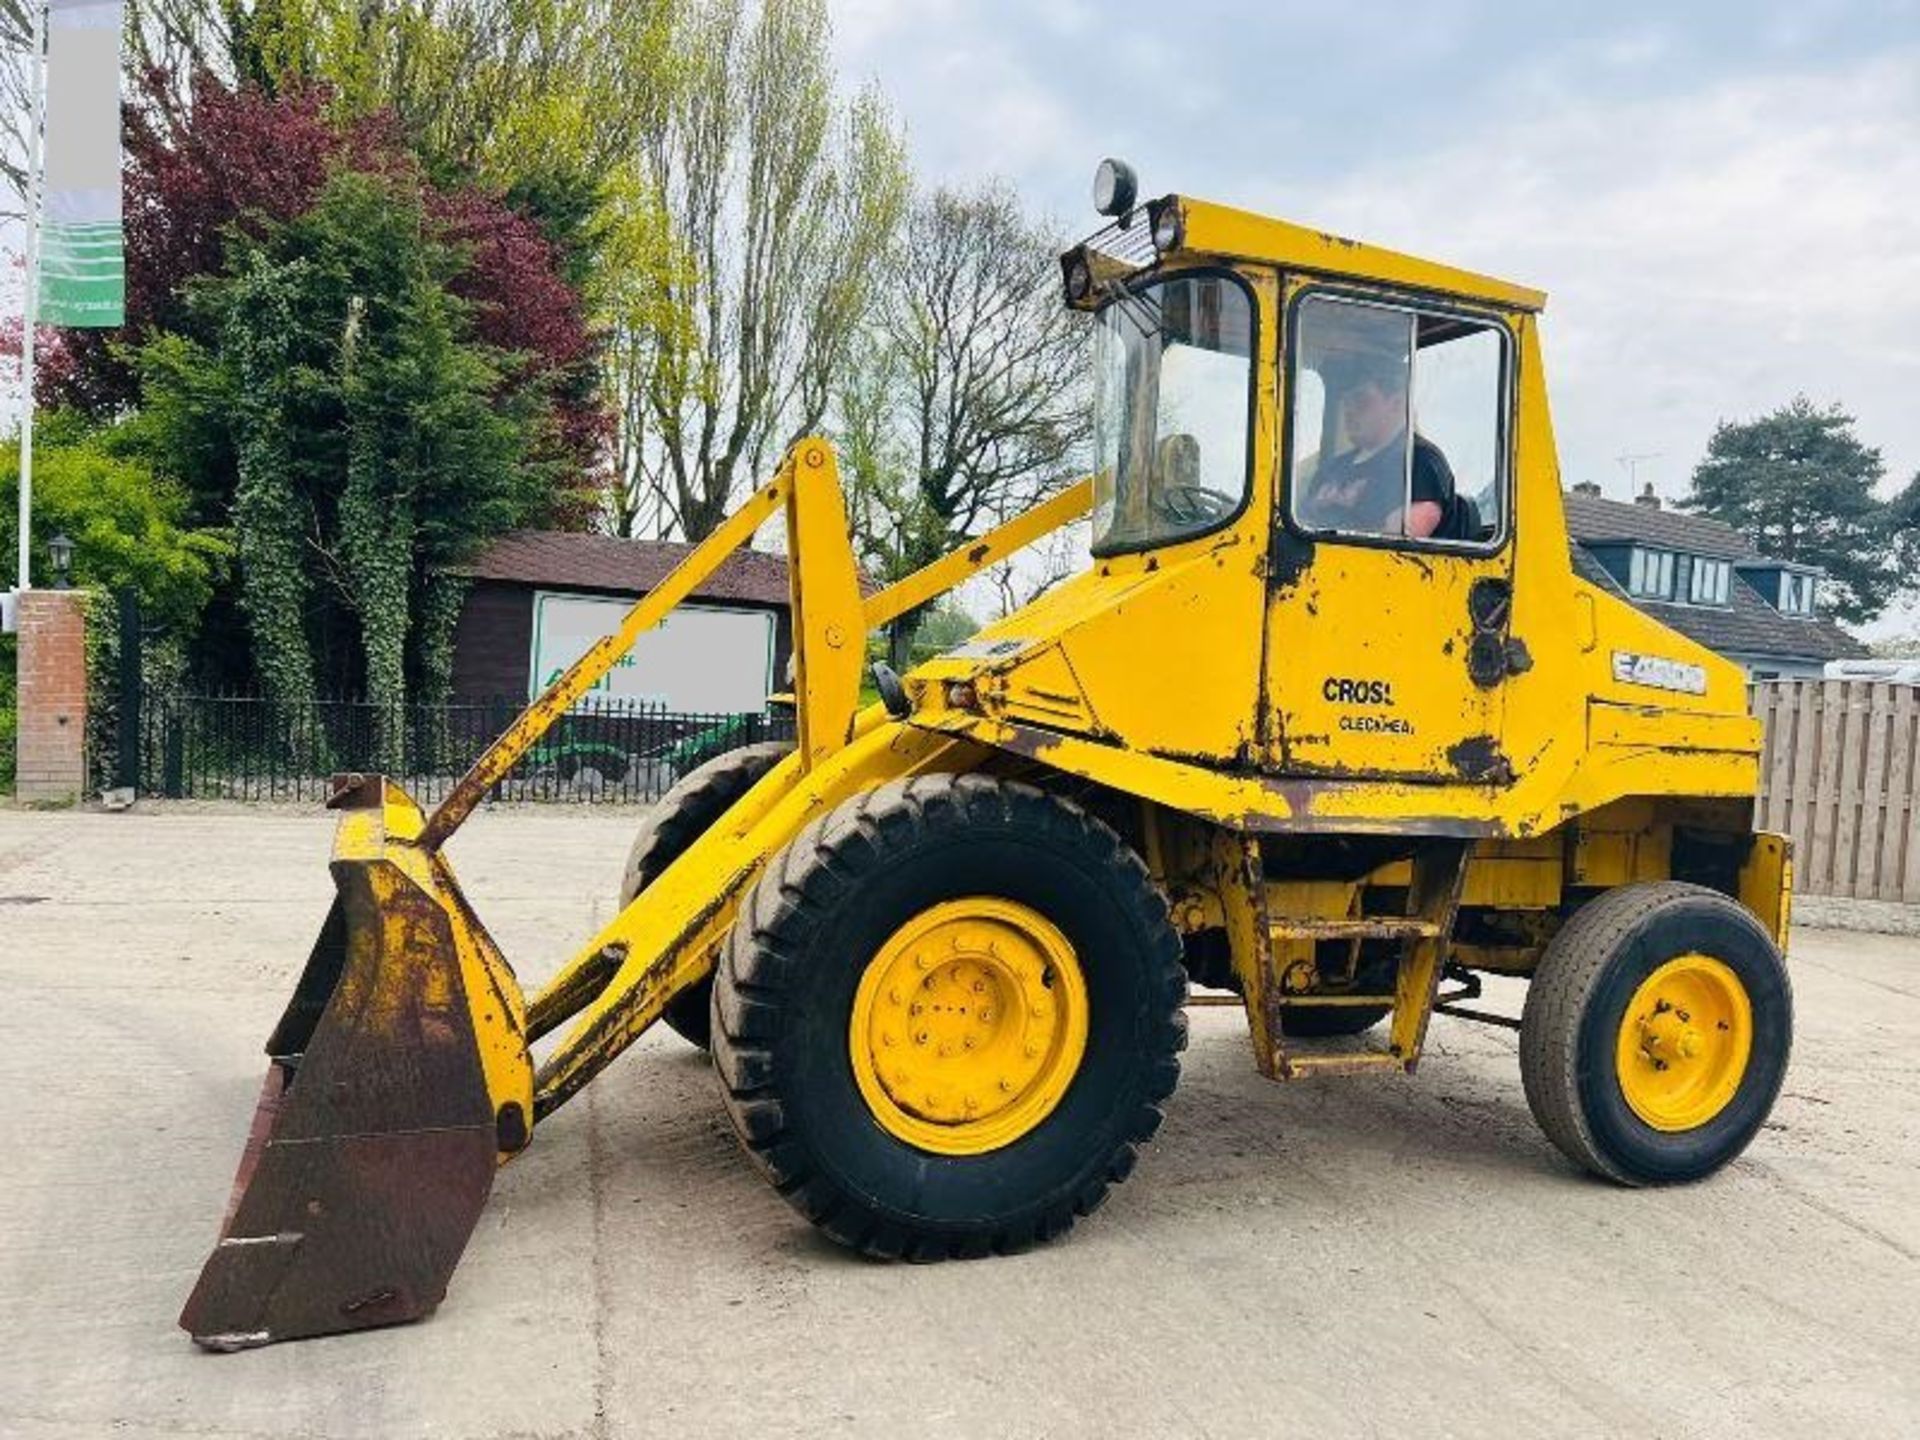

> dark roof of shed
[453,530,793,607]
[1562,490,1756,561]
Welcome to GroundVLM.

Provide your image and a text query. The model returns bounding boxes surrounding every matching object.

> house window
[1688,558,1730,606]
[1628,547,1675,599]
[1780,572,1816,615]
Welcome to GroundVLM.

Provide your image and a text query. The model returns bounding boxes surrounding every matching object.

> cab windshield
[1090,272,1254,554]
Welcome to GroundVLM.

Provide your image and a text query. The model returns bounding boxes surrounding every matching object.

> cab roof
[1156,195,1547,314]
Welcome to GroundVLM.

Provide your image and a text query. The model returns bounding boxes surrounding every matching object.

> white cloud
[1270,49,1920,526]
[830,5,1920,630]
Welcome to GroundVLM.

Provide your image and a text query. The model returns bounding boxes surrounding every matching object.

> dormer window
[1624,548,1731,605]
[1628,547,1675,599]
[1688,558,1730,605]
[1779,571,1816,616]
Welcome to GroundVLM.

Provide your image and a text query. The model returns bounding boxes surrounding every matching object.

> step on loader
[182,164,1795,1349]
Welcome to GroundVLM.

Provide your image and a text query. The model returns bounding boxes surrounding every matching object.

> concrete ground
[0,805,1915,1440]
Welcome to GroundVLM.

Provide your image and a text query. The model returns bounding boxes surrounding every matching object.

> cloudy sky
[830,1,1920,540]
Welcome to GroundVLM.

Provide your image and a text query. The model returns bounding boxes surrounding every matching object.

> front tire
[712,774,1187,1258]
[1520,882,1791,1185]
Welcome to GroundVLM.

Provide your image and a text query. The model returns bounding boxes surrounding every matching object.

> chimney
[1635,482,1661,509]
[1570,480,1602,497]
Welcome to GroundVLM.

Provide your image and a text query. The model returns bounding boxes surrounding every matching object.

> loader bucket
[180,777,534,1350]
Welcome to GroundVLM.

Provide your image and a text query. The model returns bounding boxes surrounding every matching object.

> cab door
[1262,282,1521,784]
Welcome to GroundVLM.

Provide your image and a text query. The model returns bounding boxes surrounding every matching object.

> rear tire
[712,773,1187,1258]
[1520,882,1791,1185]
[619,741,793,1048]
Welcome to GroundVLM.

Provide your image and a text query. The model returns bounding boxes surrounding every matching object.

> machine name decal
[1611,651,1708,696]
[1324,677,1412,734]
[1323,677,1394,706]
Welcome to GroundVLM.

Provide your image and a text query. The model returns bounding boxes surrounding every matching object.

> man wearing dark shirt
[1304,359,1457,538]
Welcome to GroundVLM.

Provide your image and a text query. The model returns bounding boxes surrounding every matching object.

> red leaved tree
[40,68,607,522]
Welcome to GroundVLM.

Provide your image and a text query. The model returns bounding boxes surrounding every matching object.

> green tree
[0,415,229,630]
[623,0,909,540]
[1887,467,1920,590]
[0,416,230,792]
[242,0,677,188]
[139,170,549,761]
[1680,396,1896,625]
[233,0,684,362]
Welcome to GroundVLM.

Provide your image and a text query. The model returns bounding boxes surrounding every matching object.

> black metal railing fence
[135,692,796,804]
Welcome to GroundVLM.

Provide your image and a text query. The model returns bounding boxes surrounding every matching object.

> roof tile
[1631,574,1867,664]
[1563,491,1756,561]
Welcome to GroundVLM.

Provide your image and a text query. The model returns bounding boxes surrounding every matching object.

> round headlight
[1092,158,1138,217]
[1065,257,1092,303]
[1152,203,1183,252]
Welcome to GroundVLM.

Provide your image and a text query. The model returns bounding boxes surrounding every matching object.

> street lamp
[47,532,73,589]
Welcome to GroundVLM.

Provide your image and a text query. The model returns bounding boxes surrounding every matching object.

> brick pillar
[15,590,89,804]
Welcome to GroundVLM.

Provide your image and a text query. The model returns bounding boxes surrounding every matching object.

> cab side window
[1289,294,1506,546]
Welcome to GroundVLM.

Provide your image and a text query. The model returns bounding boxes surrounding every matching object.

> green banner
[38,0,124,328]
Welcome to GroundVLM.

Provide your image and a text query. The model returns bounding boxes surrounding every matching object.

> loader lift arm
[181,440,1093,1350]
[496,457,1093,1115]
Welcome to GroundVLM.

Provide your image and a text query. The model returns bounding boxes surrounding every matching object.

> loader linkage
[181,443,1083,1347]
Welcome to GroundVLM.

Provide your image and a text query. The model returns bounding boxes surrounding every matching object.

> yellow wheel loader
[182,164,1795,1349]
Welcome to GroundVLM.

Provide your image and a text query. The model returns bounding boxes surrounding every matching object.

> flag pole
[16,0,48,594]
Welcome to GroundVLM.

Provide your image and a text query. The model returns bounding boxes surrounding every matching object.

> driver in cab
[1301,355,1457,540]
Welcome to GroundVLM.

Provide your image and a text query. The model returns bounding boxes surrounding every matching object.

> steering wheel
[1154,484,1236,527]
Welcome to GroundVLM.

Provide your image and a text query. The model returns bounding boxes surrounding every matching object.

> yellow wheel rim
[849,897,1089,1156]
[1615,954,1753,1132]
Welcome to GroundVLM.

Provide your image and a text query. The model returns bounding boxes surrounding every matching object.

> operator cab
[1060,159,1527,784]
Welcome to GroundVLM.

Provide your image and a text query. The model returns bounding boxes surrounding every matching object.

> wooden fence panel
[1752,679,1920,903]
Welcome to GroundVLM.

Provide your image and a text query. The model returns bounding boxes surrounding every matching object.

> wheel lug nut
[882,1033,896,1048]
[915,1031,929,1046]
[963,1036,976,1050]
[973,979,987,994]
[999,1078,1014,1092]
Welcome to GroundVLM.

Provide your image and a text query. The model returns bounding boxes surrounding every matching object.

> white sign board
[530,591,776,713]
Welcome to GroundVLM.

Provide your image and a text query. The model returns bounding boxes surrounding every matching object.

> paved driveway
[1,806,1915,1439]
